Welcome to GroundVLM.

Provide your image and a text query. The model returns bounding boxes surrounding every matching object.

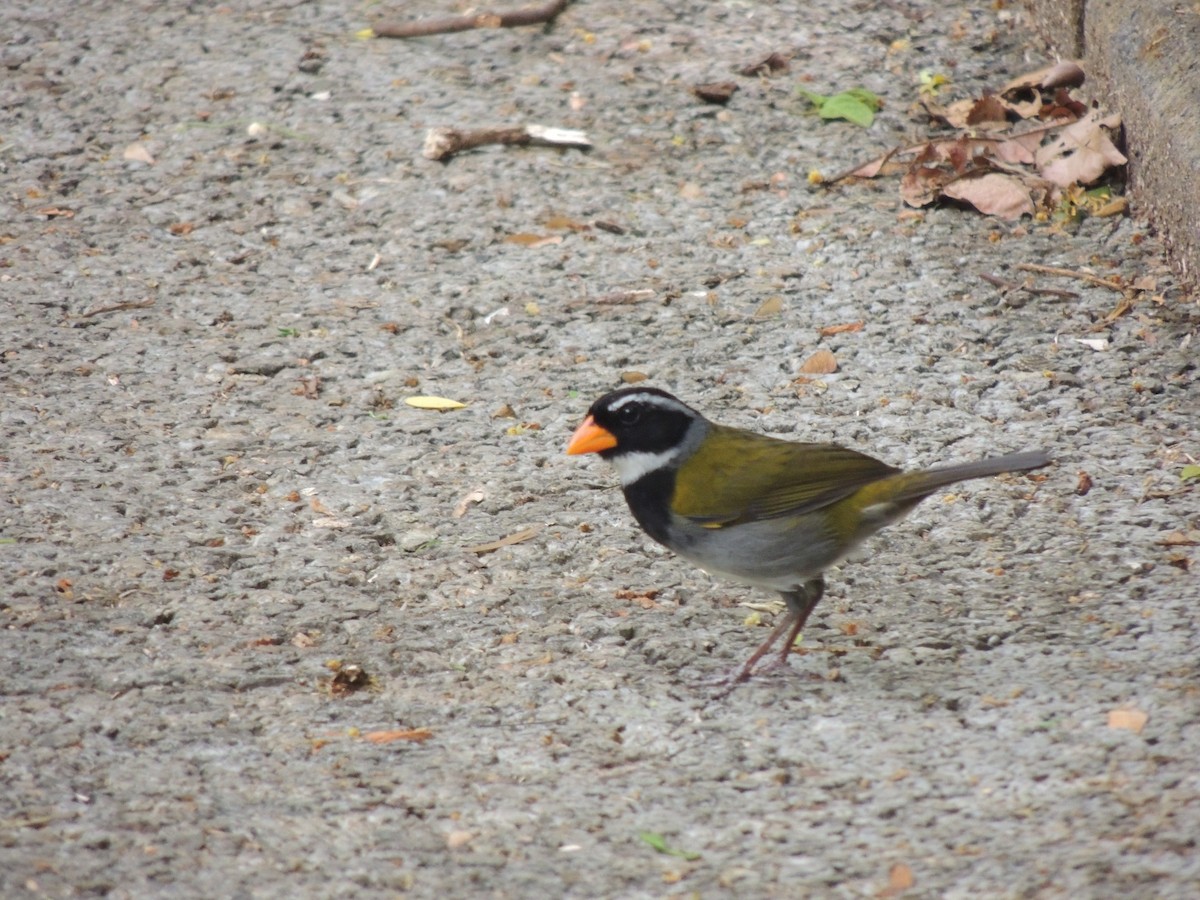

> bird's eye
[616,404,641,426]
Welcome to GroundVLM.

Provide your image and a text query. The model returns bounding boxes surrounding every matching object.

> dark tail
[891,450,1051,503]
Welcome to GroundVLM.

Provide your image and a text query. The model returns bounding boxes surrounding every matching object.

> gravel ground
[2,1,1197,897]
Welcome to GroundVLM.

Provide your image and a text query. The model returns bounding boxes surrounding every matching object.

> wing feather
[671,425,899,527]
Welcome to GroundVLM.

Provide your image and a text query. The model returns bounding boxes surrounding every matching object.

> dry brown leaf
[800,349,838,374]
[1158,530,1199,547]
[942,172,1036,220]
[445,830,473,849]
[1036,111,1126,187]
[541,215,589,231]
[819,321,864,336]
[362,728,434,744]
[901,164,952,208]
[926,97,977,129]
[466,525,541,555]
[620,371,649,383]
[492,403,517,419]
[1002,61,1086,95]
[754,296,784,318]
[1107,707,1148,733]
[993,131,1043,165]
[965,94,1011,128]
[739,52,790,76]
[693,81,738,104]
[1094,197,1128,217]
[846,150,903,180]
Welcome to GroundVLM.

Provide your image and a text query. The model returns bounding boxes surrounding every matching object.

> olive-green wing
[671,425,900,527]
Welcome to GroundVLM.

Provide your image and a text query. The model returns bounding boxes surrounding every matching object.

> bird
[566,386,1051,689]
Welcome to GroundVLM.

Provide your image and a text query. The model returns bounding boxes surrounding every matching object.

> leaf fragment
[753,296,784,318]
[639,831,701,861]
[123,142,155,165]
[800,349,838,374]
[404,395,466,410]
[362,727,434,744]
[1107,708,1148,734]
[453,489,486,518]
[819,321,864,336]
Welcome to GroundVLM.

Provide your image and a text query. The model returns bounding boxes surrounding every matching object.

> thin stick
[78,298,156,318]
[978,272,1079,300]
[374,0,569,39]
[826,145,901,184]
[1015,263,1126,293]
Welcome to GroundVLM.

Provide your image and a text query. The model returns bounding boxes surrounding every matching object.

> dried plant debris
[692,81,738,105]
[423,124,591,161]
[829,62,1126,221]
[371,0,569,39]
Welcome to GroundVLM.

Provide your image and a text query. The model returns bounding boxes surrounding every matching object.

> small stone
[399,527,437,552]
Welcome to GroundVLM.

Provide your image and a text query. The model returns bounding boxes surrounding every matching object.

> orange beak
[566,415,618,455]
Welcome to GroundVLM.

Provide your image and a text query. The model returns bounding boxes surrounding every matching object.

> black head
[570,387,702,461]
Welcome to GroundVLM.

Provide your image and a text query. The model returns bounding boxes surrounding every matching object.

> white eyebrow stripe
[610,448,682,485]
[607,392,687,414]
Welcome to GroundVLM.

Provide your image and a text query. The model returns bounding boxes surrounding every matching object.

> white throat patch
[610,448,681,486]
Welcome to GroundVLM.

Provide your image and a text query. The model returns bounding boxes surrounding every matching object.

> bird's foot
[705,654,823,700]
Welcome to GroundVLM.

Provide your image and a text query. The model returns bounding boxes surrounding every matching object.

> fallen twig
[374,0,569,38]
[423,124,590,161]
[1015,263,1126,293]
[979,272,1079,300]
[78,298,156,318]
[826,144,902,184]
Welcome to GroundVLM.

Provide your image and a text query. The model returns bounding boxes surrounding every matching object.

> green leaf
[844,87,882,108]
[820,92,879,127]
[1181,464,1200,482]
[638,831,701,861]
[797,87,880,127]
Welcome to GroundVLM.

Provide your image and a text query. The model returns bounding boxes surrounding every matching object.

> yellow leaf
[405,396,466,410]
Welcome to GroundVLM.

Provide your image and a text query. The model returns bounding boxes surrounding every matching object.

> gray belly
[670,514,851,593]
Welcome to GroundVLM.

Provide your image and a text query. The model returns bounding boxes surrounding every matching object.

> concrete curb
[1025,0,1200,288]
